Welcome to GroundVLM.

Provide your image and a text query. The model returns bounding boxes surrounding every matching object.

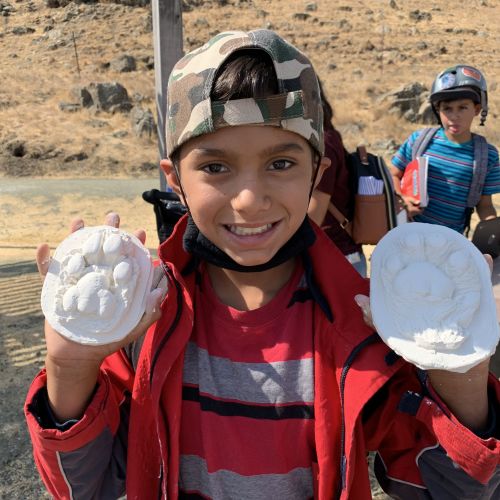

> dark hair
[317,79,334,131]
[211,49,279,101]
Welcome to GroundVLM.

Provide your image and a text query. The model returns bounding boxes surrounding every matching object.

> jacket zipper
[336,332,380,499]
[150,263,184,386]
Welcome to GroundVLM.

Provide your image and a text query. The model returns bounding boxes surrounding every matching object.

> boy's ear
[474,103,482,116]
[160,159,183,198]
[312,156,331,188]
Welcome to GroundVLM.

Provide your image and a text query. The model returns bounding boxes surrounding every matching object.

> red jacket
[25,217,500,499]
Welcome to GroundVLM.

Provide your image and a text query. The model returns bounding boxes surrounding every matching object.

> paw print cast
[370,223,499,373]
[41,226,154,345]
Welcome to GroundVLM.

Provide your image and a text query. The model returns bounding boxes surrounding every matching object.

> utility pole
[151,0,183,191]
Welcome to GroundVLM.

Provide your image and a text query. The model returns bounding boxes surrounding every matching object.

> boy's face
[161,125,329,267]
[436,98,481,142]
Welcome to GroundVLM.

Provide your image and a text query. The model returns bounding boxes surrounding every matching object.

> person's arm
[307,189,331,226]
[476,194,497,221]
[426,360,490,431]
[26,353,136,499]
[354,293,492,432]
[362,360,500,499]
[36,215,163,422]
[25,213,165,498]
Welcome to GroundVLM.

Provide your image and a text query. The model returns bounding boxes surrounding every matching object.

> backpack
[411,127,489,235]
[142,189,187,244]
[327,145,404,245]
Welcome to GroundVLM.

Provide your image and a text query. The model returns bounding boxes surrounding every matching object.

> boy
[391,65,500,233]
[26,32,500,499]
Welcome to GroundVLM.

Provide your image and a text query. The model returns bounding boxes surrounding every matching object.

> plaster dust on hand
[41,226,154,345]
[370,223,500,373]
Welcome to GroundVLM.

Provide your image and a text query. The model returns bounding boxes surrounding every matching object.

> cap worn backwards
[166,29,324,157]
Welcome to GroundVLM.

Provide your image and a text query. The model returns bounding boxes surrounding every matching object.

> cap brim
[431,87,481,104]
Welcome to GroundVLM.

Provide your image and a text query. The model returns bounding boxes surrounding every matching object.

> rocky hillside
[1,0,499,177]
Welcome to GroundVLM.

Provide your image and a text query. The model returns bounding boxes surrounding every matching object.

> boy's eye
[201,163,227,174]
[269,159,293,170]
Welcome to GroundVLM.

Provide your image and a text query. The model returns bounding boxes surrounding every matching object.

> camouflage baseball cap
[166,29,324,157]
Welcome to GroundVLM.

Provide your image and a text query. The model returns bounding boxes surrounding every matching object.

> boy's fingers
[128,288,165,338]
[121,287,166,347]
[354,294,375,329]
[38,218,85,280]
[70,218,84,233]
[483,253,493,275]
[483,253,493,276]
[105,212,120,228]
[134,229,147,245]
[36,243,51,278]
[145,287,165,316]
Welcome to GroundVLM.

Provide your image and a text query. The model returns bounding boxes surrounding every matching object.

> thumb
[36,243,51,279]
[354,294,374,329]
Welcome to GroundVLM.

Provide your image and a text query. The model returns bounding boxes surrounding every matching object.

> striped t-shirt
[179,263,315,499]
[392,128,500,232]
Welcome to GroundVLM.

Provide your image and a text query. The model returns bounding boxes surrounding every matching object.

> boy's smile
[162,125,329,268]
[437,99,481,143]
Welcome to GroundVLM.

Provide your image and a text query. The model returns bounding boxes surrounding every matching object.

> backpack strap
[467,134,489,208]
[357,145,369,165]
[377,155,398,230]
[463,134,489,237]
[411,127,439,160]
[327,201,352,236]
[327,145,368,235]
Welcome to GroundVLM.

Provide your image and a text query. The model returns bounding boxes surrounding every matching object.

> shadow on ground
[0,261,49,499]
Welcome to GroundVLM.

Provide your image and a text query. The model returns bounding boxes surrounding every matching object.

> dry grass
[1,0,499,177]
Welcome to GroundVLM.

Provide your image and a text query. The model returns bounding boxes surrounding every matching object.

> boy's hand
[354,294,374,329]
[355,254,495,431]
[36,213,164,421]
[401,195,423,220]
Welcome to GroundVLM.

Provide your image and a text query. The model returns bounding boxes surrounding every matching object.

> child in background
[26,33,500,499]
[391,65,500,233]
[308,82,367,277]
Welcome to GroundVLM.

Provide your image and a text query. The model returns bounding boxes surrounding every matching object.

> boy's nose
[231,182,271,213]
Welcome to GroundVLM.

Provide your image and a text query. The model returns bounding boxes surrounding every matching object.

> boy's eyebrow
[192,142,307,157]
[192,147,228,157]
[261,143,307,155]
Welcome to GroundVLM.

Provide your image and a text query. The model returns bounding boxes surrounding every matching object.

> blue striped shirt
[392,128,500,232]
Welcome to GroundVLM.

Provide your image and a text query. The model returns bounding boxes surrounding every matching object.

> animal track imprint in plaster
[370,223,499,373]
[41,226,154,345]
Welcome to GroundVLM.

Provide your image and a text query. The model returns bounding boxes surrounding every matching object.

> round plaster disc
[370,222,499,373]
[41,226,154,345]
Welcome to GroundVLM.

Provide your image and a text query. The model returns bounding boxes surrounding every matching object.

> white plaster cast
[370,222,499,373]
[41,226,154,345]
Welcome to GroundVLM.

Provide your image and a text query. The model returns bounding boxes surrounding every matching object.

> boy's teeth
[228,224,272,235]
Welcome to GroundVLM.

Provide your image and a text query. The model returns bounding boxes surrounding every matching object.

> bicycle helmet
[430,65,488,125]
